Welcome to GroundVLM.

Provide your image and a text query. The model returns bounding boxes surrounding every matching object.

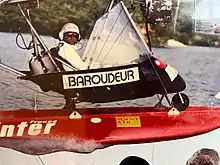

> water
[1,32,220,110]
[1,32,220,165]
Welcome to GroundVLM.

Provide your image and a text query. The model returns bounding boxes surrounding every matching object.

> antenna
[140,0,152,51]
[173,0,180,33]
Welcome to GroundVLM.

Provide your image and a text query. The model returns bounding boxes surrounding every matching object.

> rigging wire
[16,32,33,50]
[0,69,63,98]
[84,0,116,67]
[142,1,172,106]
[83,1,112,68]
[0,11,63,99]
[86,0,125,68]
[0,0,173,107]
[99,5,140,65]
[15,12,34,50]
[90,6,124,68]
[15,27,42,51]
[95,0,172,106]
[86,16,109,68]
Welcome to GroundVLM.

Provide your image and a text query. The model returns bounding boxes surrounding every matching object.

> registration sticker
[165,65,178,82]
[115,116,141,127]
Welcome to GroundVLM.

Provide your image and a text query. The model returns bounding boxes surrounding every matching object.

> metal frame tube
[18,4,62,72]
[27,8,39,57]
[0,61,26,76]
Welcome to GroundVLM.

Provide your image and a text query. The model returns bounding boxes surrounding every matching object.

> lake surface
[0,32,220,110]
[0,32,220,165]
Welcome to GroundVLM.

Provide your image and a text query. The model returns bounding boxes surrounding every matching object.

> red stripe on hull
[0,106,219,155]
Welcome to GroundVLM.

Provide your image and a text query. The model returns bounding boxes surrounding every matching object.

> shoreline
[164,39,187,48]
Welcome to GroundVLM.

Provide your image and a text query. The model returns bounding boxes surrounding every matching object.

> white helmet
[58,23,81,41]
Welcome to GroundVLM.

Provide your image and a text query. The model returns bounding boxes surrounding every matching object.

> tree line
[0,0,219,47]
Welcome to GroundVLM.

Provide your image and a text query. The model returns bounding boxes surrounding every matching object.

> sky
[192,0,220,20]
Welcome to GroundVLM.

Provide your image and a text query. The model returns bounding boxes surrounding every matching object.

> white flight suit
[58,41,89,71]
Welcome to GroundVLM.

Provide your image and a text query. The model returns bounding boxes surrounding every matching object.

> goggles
[65,32,79,39]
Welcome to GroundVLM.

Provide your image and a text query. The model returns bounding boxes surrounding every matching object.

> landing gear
[154,94,168,109]
[63,97,76,114]
[63,93,80,114]
[171,93,189,111]
[154,92,189,111]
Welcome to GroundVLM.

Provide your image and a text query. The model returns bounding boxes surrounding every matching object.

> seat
[50,47,65,71]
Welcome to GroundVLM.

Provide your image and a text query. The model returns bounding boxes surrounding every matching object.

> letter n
[0,125,15,137]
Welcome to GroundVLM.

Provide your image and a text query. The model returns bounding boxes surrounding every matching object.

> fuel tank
[29,54,57,75]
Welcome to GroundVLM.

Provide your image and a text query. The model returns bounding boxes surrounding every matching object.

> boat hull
[0,106,219,155]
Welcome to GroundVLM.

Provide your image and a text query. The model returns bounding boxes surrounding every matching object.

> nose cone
[166,74,186,93]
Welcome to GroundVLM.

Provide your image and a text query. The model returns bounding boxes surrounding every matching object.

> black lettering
[127,70,134,80]
[84,75,91,86]
[76,76,84,86]
[92,75,100,84]
[100,74,108,84]
[67,69,137,88]
[115,72,121,82]
[68,77,76,87]
[108,73,115,83]
[120,71,127,81]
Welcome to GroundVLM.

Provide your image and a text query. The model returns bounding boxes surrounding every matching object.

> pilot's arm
[58,43,89,71]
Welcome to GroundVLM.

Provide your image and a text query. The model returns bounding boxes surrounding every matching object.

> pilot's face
[64,32,79,45]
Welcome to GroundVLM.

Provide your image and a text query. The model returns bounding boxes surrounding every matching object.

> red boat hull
[0,106,219,155]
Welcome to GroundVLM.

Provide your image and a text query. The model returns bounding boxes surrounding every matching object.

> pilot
[57,22,89,71]
[57,23,89,112]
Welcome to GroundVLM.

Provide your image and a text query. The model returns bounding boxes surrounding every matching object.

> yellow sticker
[115,116,141,127]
